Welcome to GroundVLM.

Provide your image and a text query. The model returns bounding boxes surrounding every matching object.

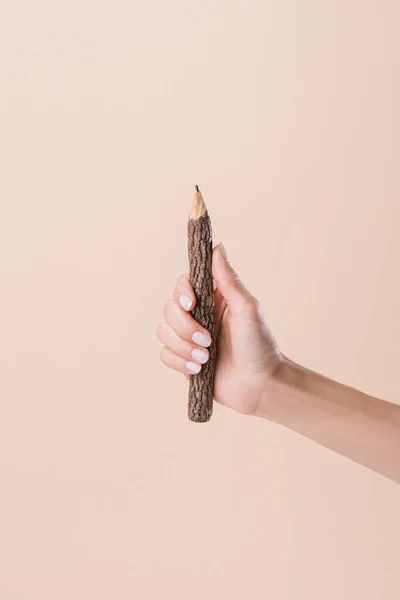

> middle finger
[156,322,209,364]
[163,299,212,347]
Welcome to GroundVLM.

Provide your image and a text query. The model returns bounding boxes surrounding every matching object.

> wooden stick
[187,186,215,422]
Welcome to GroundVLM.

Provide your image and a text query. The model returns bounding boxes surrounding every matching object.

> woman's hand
[157,243,400,482]
[156,243,282,416]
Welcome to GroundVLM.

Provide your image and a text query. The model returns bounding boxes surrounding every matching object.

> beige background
[1,1,399,598]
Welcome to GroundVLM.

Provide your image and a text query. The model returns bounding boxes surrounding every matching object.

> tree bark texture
[187,212,215,422]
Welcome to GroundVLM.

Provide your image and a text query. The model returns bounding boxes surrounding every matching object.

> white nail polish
[186,361,201,374]
[191,348,209,364]
[179,294,192,311]
[192,332,212,347]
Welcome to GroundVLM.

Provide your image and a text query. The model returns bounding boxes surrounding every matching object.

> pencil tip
[195,185,199,192]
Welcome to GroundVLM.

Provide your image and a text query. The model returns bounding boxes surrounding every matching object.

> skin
[157,244,400,484]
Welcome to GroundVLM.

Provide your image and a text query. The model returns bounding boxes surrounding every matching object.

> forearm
[260,358,400,483]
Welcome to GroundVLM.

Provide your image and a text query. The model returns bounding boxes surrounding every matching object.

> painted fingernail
[192,332,212,347]
[191,348,209,364]
[179,294,192,311]
[186,361,202,374]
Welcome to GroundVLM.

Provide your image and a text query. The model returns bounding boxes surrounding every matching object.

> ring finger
[160,346,204,375]
[156,322,209,365]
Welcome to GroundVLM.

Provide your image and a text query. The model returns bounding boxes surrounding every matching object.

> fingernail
[186,361,202,374]
[220,242,227,260]
[179,294,192,311]
[192,332,212,347]
[191,348,209,364]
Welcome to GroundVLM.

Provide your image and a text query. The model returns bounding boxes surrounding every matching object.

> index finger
[173,273,196,312]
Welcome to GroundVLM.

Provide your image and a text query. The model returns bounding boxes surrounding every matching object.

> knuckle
[163,299,175,319]
[250,296,260,311]
[160,347,174,368]
[243,296,260,313]
[159,347,167,363]
[156,322,164,340]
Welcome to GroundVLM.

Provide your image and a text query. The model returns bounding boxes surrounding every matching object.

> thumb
[212,243,254,313]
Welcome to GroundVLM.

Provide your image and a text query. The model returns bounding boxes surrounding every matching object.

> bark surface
[187,212,215,422]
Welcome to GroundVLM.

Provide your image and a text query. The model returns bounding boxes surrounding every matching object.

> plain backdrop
[1,1,399,599]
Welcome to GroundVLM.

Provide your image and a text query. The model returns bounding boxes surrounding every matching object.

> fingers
[156,321,209,364]
[159,346,204,375]
[163,299,211,347]
[157,273,212,377]
[173,273,196,312]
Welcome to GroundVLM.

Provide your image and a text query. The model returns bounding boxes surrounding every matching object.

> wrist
[254,356,302,422]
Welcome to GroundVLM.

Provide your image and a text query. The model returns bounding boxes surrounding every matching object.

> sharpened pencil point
[190,185,206,219]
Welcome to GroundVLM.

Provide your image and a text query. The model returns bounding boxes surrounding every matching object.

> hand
[157,243,282,416]
[157,244,400,481]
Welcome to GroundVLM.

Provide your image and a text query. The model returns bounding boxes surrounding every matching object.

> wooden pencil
[187,186,215,422]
